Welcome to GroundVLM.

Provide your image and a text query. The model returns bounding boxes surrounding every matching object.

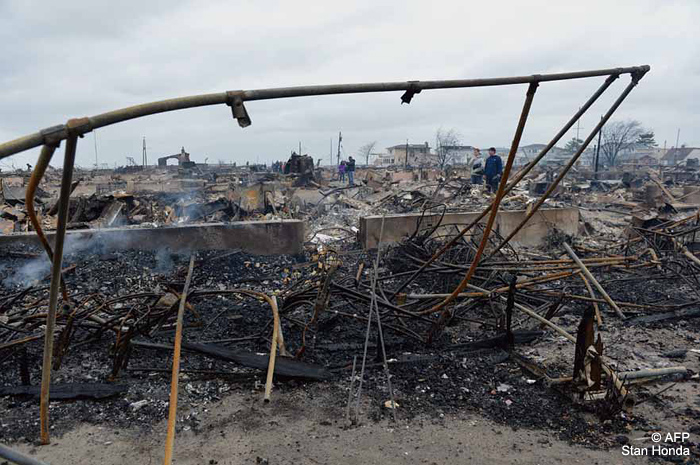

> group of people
[336,149,502,191]
[469,147,503,193]
[337,156,356,185]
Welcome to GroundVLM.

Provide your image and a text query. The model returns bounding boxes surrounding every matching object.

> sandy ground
[11,389,653,465]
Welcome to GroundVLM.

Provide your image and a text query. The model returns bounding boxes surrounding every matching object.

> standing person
[470,148,484,185]
[338,160,346,182]
[484,147,503,193]
[347,156,356,185]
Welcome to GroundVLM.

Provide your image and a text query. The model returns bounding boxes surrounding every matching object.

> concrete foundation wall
[0,220,304,255]
[359,208,580,249]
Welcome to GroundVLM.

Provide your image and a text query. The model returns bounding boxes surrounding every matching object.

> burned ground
[1,164,700,464]
[1,233,698,460]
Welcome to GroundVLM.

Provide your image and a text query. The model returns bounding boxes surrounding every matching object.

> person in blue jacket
[484,147,503,193]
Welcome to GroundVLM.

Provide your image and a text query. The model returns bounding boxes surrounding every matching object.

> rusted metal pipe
[39,133,77,445]
[423,81,538,315]
[25,144,70,303]
[0,66,649,159]
[390,72,622,298]
[467,282,631,404]
[579,274,603,326]
[263,295,280,402]
[563,244,625,319]
[0,443,50,465]
[163,254,195,465]
[488,72,648,257]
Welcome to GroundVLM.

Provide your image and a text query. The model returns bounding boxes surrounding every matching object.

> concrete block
[359,208,580,249]
[0,220,304,256]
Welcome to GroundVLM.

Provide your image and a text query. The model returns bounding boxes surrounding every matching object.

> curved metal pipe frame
[0,65,650,446]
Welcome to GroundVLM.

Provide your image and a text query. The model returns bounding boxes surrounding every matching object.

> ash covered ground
[1,234,698,461]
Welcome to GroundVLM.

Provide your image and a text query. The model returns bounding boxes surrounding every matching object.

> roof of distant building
[661,147,700,162]
[441,145,474,150]
[387,143,430,149]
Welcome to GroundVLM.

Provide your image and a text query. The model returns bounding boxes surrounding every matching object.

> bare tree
[435,127,462,169]
[357,141,377,166]
[600,120,646,167]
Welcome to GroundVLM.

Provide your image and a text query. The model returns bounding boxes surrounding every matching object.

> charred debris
[0,68,698,460]
[1,158,699,450]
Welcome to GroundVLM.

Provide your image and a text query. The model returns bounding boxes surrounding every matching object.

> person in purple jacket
[338,161,346,182]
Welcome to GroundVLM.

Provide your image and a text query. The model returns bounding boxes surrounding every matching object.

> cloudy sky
[1,0,698,169]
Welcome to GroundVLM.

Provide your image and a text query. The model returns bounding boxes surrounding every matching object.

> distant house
[619,147,665,167]
[516,144,571,166]
[439,145,474,165]
[660,147,700,166]
[386,142,434,166]
[372,153,396,166]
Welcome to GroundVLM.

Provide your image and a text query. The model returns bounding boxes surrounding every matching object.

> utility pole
[594,116,602,180]
[405,139,409,168]
[575,107,584,141]
[337,131,342,166]
[93,130,98,170]
[142,137,148,166]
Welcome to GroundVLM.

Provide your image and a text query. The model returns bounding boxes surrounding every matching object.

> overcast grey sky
[1,0,698,169]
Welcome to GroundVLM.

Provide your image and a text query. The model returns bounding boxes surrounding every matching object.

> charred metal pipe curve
[0,443,50,465]
[388,70,628,298]
[25,144,70,303]
[0,66,649,159]
[423,81,539,315]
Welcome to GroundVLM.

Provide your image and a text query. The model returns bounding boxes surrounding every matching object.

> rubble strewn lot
[1,162,700,463]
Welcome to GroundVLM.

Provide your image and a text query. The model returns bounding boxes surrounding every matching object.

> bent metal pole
[423,81,538,315]
[487,69,648,258]
[0,66,649,160]
[389,72,622,298]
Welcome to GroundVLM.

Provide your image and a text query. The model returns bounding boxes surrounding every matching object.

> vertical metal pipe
[39,134,77,444]
[390,74,619,298]
[594,116,603,179]
[163,254,195,465]
[424,82,538,315]
[488,75,645,257]
[263,295,280,402]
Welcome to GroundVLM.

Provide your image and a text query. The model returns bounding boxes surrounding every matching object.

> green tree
[636,131,657,148]
[564,137,583,154]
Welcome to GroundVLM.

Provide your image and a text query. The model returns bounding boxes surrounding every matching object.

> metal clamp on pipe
[631,66,649,84]
[39,124,66,147]
[226,91,251,127]
[400,81,421,104]
[65,117,93,138]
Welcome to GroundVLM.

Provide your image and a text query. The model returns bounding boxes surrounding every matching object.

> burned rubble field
[1,238,698,452]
